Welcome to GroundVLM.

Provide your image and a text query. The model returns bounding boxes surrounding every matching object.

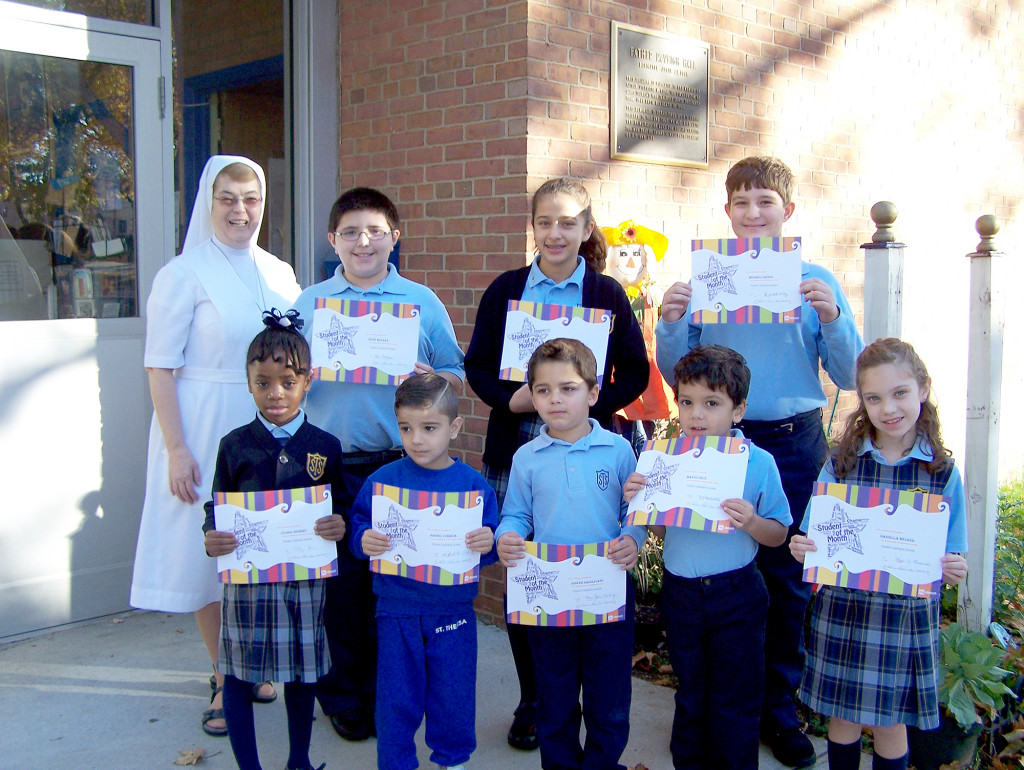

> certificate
[802,482,951,599]
[625,436,750,532]
[498,300,612,384]
[369,483,484,585]
[310,298,420,384]
[506,541,626,626]
[689,237,802,324]
[214,485,337,584]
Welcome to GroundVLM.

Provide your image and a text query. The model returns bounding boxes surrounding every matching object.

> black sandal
[201,686,228,737]
[251,681,277,704]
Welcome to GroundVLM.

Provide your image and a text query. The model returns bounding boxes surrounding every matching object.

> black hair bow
[262,308,304,331]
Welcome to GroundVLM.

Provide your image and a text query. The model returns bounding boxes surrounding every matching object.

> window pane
[5,1,154,25]
[0,50,138,320]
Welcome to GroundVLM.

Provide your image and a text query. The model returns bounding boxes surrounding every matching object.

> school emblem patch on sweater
[596,468,610,490]
[306,453,326,481]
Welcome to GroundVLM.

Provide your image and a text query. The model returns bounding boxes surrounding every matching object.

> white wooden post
[861,201,905,342]
[959,215,1004,632]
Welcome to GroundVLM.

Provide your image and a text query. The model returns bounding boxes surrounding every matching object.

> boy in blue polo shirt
[654,156,863,766]
[496,338,646,770]
[625,345,791,770]
[290,187,465,742]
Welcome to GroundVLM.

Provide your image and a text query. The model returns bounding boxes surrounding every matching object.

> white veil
[181,155,268,253]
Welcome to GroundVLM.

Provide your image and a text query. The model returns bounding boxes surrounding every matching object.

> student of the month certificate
[369,483,484,585]
[309,297,420,384]
[625,435,750,533]
[214,485,338,584]
[506,541,626,627]
[802,482,951,599]
[689,237,802,324]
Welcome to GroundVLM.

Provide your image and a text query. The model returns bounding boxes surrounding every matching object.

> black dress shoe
[507,702,538,751]
[766,727,816,768]
[330,709,371,742]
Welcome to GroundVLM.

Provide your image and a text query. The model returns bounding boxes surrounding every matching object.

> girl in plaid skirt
[203,311,347,770]
[790,338,968,770]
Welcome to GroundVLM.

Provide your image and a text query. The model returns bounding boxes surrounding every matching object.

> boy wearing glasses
[291,187,465,744]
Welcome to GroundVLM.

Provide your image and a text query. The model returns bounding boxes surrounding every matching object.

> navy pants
[376,609,477,770]
[739,410,828,733]
[525,583,634,770]
[661,562,768,770]
[316,451,401,718]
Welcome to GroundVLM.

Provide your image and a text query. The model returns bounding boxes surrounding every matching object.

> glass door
[0,4,169,637]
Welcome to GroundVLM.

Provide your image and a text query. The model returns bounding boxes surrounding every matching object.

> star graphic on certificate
[643,455,679,501]
[695,255,740,301]
[379,504,419,551]
[509,318,549,359]
[513,559,560,604]
[317,315,358,358]
[232,511,269,561]
[814,503,870,558]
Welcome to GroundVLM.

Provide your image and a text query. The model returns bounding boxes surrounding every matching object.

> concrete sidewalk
[0,610,856,769]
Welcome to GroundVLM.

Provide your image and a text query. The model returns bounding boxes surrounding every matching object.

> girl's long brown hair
[531,177,607,272]
[832,337,951,478]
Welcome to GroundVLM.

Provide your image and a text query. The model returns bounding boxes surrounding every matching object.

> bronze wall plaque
[610,22,710,167]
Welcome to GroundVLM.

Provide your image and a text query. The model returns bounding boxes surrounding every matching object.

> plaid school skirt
[799,585,941,729]
[219,580,330,684]
[482,415,545,507]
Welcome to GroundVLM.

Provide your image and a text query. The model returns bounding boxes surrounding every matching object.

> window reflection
[0,50,138,320]
[5,0,154,25]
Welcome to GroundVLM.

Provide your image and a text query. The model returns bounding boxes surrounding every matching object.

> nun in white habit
[130,155,300,735]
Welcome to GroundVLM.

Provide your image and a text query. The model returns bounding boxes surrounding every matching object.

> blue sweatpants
[526,585,635,770]
[375,609,477,770]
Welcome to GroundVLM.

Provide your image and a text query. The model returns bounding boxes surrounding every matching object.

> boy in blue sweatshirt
[349,374,498,770]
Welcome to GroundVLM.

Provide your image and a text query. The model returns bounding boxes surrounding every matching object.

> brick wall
[336,0,1024,622]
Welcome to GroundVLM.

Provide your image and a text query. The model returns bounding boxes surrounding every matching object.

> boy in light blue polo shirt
[290,187,465,741]
[654,156,863,767]
[624,344,791,770]
[496,338,646,770]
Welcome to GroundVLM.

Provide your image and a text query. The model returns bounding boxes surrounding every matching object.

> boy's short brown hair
[527,338,598,391]
[394,373,459,422]
[673,345,750,407]
[725,156,795,206]
[327,187,400,233]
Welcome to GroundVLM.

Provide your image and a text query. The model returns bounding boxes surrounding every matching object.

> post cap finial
[870,201,898,243]
[975,215,999,254]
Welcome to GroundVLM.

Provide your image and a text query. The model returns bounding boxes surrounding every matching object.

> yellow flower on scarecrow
[600,220,676,422]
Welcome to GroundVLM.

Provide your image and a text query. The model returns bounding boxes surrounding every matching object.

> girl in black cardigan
[465,176,648,750]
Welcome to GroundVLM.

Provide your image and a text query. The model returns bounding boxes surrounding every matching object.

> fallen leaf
[658,663,674,674]
[175,628,183,633]
[632,765,650,770]
[651,676,675,686]
[173,748,205,766]
[111,617,125,624]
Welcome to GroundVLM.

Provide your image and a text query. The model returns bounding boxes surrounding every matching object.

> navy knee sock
[828,738,862,770]
[284,681,316,770]
[223,675,261,770]
[872,751,908,770]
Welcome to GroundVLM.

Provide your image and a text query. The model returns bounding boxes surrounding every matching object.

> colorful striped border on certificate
[506,541,626,627]
[370,483,484,585]
[802,482,950,599]
[689,237,801,324]
[625,435,749,532]
[499,300,613,383]
[215,485,336,584]
[312,297,419,384]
